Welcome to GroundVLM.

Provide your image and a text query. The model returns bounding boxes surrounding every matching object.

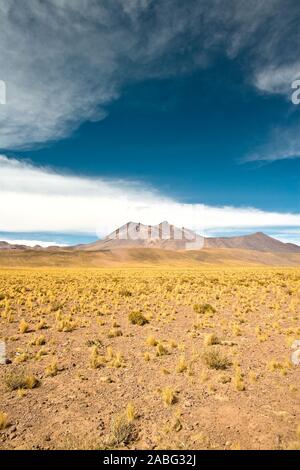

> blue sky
[0,1,300,246]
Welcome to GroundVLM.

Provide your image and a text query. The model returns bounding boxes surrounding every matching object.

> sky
[0,0,300,247]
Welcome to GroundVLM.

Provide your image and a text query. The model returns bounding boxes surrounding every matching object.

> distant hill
[0,241,29,250]
[0,247,299,268]
[204,231,300,253]
[75,221,300,254]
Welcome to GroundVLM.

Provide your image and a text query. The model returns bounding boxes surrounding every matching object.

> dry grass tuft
[193,303,216,315]
[0,412,8,430]
[19,319,29,334]
[107,410,136,447]
[204,333,220,346]
[128,311,149,326]
[45,358,59,377]
[161,387,177,406]
[5,369,39,391]
[202,348,231,370]
[176,356,187,373]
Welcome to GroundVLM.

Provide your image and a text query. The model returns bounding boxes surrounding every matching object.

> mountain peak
[76,222,300,254]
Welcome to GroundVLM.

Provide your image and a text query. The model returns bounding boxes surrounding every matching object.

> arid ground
[0,267,299,450]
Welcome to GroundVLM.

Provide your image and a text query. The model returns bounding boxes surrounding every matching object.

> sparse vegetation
[0,267,299,449]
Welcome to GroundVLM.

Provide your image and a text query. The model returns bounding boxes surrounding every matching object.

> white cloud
[0,0,299,150]
[1,238,68,248]
[0,156,299,237]
[255,63,300,95]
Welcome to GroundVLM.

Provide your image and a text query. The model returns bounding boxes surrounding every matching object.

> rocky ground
[0,267,299,450]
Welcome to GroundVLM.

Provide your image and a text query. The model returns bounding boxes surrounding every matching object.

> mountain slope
[77,222,300,254]
[76,221,204,251]
[204,232,300,253]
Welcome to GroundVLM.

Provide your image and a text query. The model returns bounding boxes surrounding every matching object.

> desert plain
[0,265,299,450]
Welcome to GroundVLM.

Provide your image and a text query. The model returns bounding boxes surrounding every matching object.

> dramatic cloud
[255,63,300,96]
[1,0,300,151]
[0,156,299,237]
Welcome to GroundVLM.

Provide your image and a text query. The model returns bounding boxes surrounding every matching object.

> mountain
[1,222,299,260]
[76,221,300,254]
[204,232,300,253]
[76,221,204,251]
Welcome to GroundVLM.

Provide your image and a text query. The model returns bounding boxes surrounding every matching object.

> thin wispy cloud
[0,0,300,156]
[242,121,300,163]
[1,156,299,237]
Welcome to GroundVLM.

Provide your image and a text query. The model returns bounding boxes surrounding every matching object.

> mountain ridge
[0,221,299,254]
[75,222,300,254]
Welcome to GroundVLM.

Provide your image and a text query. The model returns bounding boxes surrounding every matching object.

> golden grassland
[1,247,300,268]
[0,266,299,450]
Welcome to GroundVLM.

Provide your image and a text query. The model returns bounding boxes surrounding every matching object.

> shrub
[193,303,216,315]
[90,346,104,369]
[45,358,58,377]
[143,352,151,362]
[128,311,148,326]
[31,334,46,346]
[109,412,136,446]
[56,315,76,332]
[0,412,8,430]
[204,333,220,346]
[156,343,168,356]
[176,356,187,373]
[161,387,177,406]
[119,289,132,297]
[19,319,29,334]
[202,348,231,370]
[108,328,123,338]
[5,369,39,391]
[234,366,246,391]
[146,335,158,346]
[36,319,47,330]
[126,403,136,423]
